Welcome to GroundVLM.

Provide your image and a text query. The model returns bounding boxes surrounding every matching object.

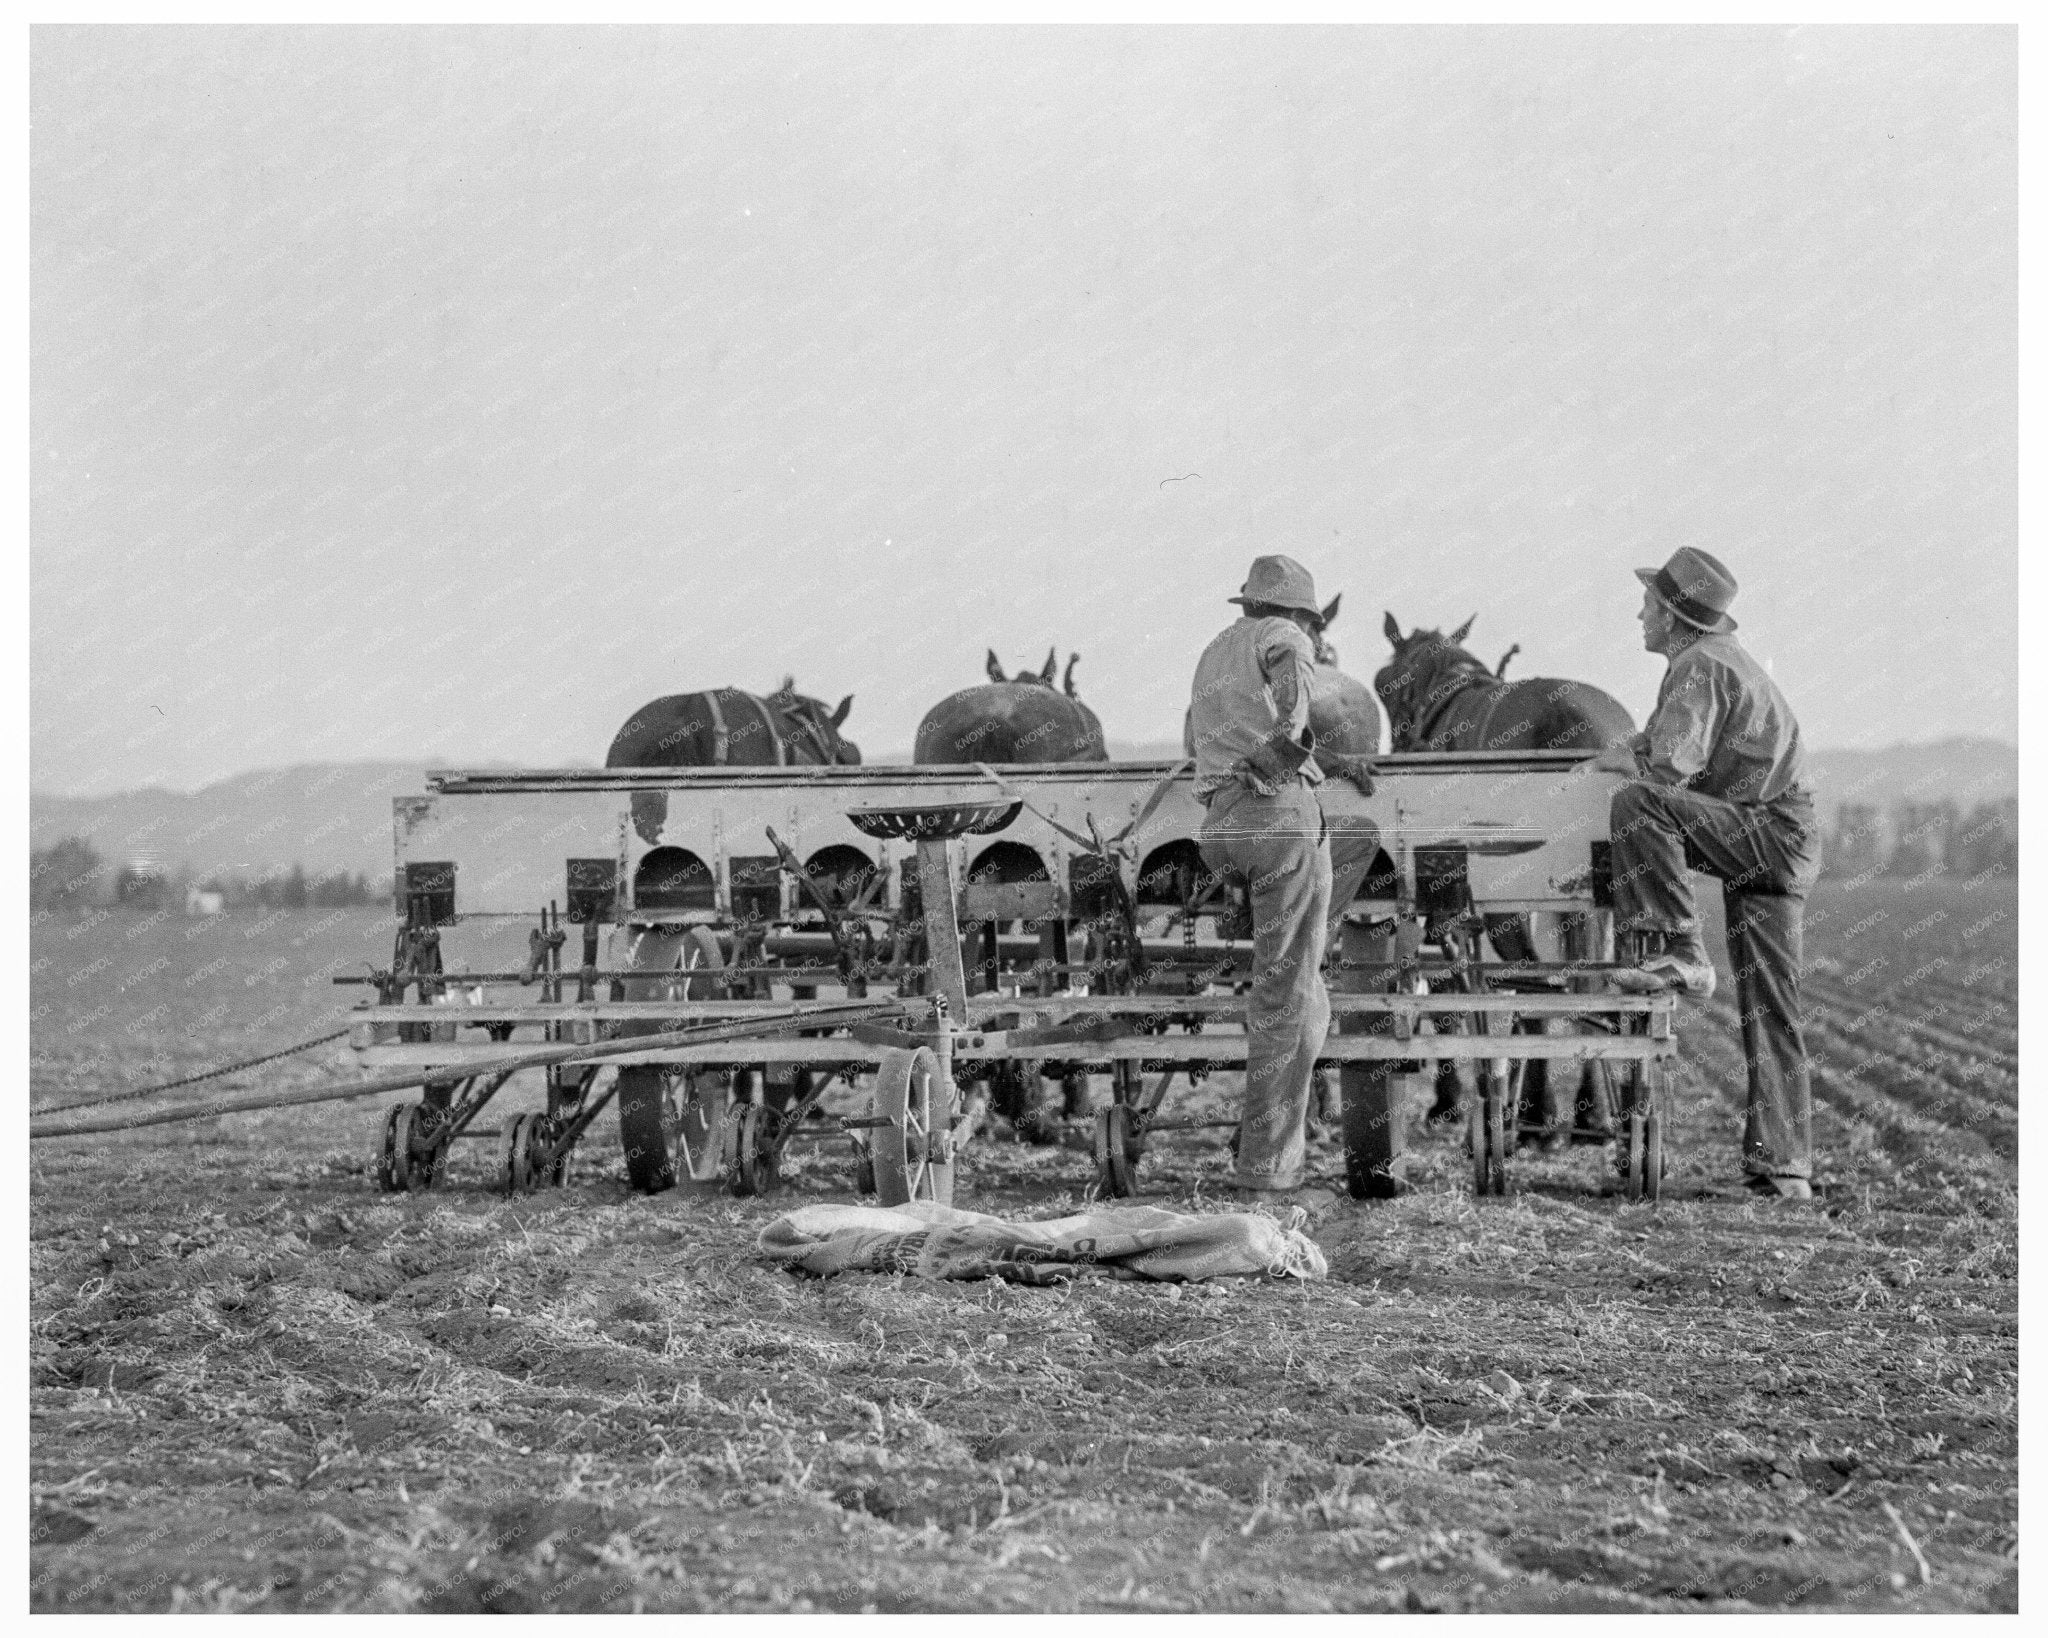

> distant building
[115,854,170,908]
[185,886,225,916]
[1826,803,1891,876]
[1890,802,1958,877]
[1823,795,2017,880]
[1948,797,2018,877]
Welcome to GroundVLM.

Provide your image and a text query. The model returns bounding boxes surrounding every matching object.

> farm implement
[337,754,1680,1204]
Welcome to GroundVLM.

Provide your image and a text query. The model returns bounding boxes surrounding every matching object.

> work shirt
[1632,633,1809,805]
[1185,616,1324,801]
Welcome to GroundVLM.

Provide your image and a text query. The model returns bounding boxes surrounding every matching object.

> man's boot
[1612,926,1716,1000]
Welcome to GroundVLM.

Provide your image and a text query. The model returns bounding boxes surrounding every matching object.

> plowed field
[29,875,2018,1611]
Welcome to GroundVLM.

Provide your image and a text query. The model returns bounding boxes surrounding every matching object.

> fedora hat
[1228,554,1321,618]
[1635,547,1738,634]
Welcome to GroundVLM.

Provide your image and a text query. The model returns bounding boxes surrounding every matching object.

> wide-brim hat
[1227,554,1321,617]
[1635,547,1738,634]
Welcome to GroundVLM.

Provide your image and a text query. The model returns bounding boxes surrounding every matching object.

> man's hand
[1323,751,1376,796]
[1590,746,1638,776]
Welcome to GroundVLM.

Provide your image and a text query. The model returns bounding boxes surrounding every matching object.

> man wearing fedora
[1185,555,1378,1198]
[1594,548,1822,1201]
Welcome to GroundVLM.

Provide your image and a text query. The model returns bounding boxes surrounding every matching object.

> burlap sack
[757,1200,1327,1283]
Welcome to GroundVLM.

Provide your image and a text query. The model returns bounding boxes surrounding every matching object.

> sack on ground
[756,1200,1327,1283]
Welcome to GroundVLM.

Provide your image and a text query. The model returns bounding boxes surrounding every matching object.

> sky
[31,26,2015,798]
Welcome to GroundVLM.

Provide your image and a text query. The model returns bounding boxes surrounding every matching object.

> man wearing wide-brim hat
[1184,555,1378,1202]
[1592,548,1822,1201]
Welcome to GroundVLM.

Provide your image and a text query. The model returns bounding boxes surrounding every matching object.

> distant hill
[29,736,2015,883]
[1133,735,2017,806]
[32,762,447,884]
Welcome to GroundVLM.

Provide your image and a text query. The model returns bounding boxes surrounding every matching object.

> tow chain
[32,1028,355,1117]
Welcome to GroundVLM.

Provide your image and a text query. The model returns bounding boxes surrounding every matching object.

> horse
[606,678,859,770]
[1374,612,1637,1145]
[913,648,1109,765]
[602,678,861,1176]
[915,649,1106,1142]
[1373,613,1634,759]
[1305,593,1392,757]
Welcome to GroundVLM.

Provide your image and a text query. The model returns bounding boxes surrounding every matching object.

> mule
[1374,613,1637,1144]
[914,649,1108,765]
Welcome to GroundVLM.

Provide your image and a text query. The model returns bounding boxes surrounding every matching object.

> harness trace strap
[705,690,731,765]
[745,693,788,765]
[702,689,790,766]
[1409,656,1497,749]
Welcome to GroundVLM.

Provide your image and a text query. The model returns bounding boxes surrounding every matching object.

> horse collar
[1409,655,1494,748]
[779,698,832,764]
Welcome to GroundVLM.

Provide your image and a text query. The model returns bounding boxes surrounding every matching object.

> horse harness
[1406,657,1505,750]
[700,689,790,766]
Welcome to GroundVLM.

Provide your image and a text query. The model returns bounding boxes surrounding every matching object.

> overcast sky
[32,26,2014,797]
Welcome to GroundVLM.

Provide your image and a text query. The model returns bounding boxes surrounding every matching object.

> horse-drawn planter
[344,751,1679,1206]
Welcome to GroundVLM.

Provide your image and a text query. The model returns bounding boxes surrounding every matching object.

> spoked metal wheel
[1466,1012,1510,1198]
[379,1102,415,1193]
[500,1113,566,1196]
[1628,1060,1665,1204]
[1092,1103,1140,1198]
[617,1069,680,1194]
[1485,1067,1510,1194]
[380,1101,444,1193]
[1623,1062,1649,1201]
[869,1046,956,1207]
[675,928,730,1179]
[1643,1078,1664,1204]
[721,1103,783,1198]
[615,924,729,1193]
[1500,1057,1522,1159]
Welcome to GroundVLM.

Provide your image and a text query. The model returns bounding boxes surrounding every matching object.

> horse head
[772,676,861,764]
[1308,594,1344,667]
[1373,612,1493,750]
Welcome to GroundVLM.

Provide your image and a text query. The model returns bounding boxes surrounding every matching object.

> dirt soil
[30,878,2018,1612]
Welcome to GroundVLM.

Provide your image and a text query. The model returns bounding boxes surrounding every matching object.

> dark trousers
[1609,781,1822,1179]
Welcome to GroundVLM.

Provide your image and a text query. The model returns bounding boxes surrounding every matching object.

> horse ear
[1321,594,1341,628]
[1383,612,1403,645]
[986,650,1005,683]
[1450,614,1476,645]
[830,694,853,728]
[1041,647,1057,685]
[778,674,795,698]
[1063,654,1079,698]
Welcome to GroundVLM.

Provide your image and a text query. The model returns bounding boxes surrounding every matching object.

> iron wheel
[870,1046,955,1207]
